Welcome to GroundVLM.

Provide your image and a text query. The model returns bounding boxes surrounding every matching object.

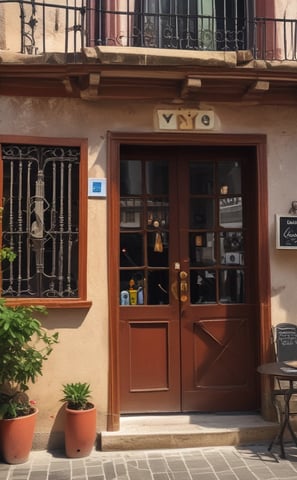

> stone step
[100,414,279,451]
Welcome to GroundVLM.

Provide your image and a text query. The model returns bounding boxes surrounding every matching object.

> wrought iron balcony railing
[0,0,296,63]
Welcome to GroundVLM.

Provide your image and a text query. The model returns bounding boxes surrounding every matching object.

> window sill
[2,298,93,309]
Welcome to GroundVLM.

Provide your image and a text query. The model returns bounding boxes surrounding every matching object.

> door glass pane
[190,162,214,194]
[218,161,241,195]
[120,198,143,229]
[148,232,169,267]
[220,232,244,265]
[146,161,168,194]
[120,160,142,195]
[189,232,215,266]
[120,233,143,267]
[190,270,216,304]
[147,270,169,305]
[120,270,144,305]
[120,159,169,306]
[190,199,214,228]
[147,198,169,229]
[219,269,245,303]
[147,197,169,267]
[219,197,242,228]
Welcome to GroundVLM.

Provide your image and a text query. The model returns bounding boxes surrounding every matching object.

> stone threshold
[100,413,280,451]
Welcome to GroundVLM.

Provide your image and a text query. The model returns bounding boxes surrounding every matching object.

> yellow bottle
[129,279,137,305]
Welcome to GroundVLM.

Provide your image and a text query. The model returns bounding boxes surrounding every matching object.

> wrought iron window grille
[1,144,80,298]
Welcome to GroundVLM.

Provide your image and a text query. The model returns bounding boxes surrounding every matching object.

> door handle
[171,279,179,300]
[179,271,188,303]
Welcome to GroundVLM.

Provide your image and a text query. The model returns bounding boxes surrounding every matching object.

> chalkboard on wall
[276,215,297,249]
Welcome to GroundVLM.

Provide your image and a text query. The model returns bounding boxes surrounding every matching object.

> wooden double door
[117,143,260,414]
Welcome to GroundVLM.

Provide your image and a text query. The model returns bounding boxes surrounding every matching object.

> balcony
[0,1,297,62]
[1,1,297,104]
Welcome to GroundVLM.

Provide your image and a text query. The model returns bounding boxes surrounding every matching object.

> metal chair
[271,323,297,423]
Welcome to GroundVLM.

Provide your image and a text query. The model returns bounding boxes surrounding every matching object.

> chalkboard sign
[276,214,297,249]
[276,323,297,361]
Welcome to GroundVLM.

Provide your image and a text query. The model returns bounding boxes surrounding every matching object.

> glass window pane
[120,198,143,229]
[190,270,216,304]
[190,199,214,228]
[219,269,245,304]
[147,232,169,267]
[219,197,242,228]
[120,233,143,267]
[146,161,168,194]
[147,198,169,229]
[220,232,244,265]
[120,160,142,195]
[120,270,144,305]
[189,232,215,266]
[190,162,214,194]
[218,161,241,195]
[147,270,169,305]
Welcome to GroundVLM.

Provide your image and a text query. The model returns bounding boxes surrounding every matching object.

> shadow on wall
[42,308,90,331]
[47,405,65,451]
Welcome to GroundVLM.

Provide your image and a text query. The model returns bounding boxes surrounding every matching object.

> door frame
[106,132,272,431]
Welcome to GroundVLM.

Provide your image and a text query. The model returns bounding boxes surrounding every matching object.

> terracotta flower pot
[64,404,97,458]
[0,408,38,464]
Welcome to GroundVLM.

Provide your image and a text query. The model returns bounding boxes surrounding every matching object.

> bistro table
[258,361,297,458]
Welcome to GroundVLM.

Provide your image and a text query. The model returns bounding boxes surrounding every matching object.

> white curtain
[198,0,216,50]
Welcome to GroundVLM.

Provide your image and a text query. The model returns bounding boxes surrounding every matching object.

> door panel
[119,145,259,413]
[129,322,169,390]
[181,308,257,411]
[120,308,180,412]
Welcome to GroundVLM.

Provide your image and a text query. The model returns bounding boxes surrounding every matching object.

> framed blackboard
[276,214,297,249]
[276,323,297,361]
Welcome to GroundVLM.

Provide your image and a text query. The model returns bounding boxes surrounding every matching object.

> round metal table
[258,361,297,458]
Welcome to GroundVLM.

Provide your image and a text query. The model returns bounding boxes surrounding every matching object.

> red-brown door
[119,145,259,413]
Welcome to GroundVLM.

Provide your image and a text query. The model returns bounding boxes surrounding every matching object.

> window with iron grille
[0,142,85,300]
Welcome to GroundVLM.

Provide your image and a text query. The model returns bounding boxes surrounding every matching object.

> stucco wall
[2,0,78,54]
[0,95,296,442]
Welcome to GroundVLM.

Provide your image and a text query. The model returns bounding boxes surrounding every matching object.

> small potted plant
[61,382,97,458]
[0,302,59,464]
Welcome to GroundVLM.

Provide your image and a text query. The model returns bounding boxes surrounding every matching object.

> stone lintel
[82,46,238,68]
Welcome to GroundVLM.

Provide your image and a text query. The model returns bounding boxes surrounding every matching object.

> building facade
[0,0,297,448]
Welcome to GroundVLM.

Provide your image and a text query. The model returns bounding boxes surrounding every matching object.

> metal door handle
[171,279,179,300]
[179,271,188,302]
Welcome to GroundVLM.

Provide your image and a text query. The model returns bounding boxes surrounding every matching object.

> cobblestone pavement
[1,444,297,480]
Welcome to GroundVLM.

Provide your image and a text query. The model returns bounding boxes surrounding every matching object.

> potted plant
[61,382,97,458]
[0,301,59,464]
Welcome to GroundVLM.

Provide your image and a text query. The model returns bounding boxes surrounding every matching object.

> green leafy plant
[0,301,59,419]
[0,246,16,263]
[61,382,93,410]
[0,207,59,419]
